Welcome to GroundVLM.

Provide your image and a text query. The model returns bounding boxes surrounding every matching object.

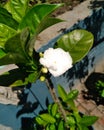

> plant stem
[45,75,67,122]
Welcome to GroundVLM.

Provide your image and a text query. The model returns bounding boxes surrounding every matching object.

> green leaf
[4,0,30,23]
[57,84,67,101]
[0,24,17,48]
[66,115,75,125]
[101,90,104,97]
[40,113,56,124]
[0,7,18,29]
[58,120,65,130]
[51,103,58,117]
[49,124,56,130]
[27,71,40,83]
[0,29,31,65]
[19,3,63,35]
[0,53,28,66]
[35,17,64,35]
[80,116,98,126]
[36,116,47,126]
[56,29,94,63]
[48,104,53,115]
[67,89,79,100]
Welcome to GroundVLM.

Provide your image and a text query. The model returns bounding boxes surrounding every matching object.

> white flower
[39,48,73,77]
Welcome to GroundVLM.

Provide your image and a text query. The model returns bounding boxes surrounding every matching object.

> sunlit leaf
[0,7,18,29]
[0,24,17,48]
[57,84,67,101]
[4,0,30,22]
[36,116,47,126]
[40,113,56,123]
[56,29,94,63]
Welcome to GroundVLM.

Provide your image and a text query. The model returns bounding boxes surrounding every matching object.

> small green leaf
[57,84,67,101]
[66,115,75,125]
[36,116,47,126]
[56,29,94,63]
[51,103,58,117]
[67,89,79,100]
[40,113,56,123]
[58,120,65,130]
[49,124,56,130]
[27,71,40,83]
[48,104,53,114]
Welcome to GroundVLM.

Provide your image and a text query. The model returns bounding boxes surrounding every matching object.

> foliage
[95,80,104,98]
[35,85,98,130]
[0,0,63,86]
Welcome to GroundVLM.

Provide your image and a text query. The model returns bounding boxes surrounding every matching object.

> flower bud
[40,76,45,81]
[41,67,48,73]
[39,52,44,58]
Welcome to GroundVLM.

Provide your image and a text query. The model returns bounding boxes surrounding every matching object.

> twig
[45,75,67,122]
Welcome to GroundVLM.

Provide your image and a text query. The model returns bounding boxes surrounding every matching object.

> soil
[82,72,104,106]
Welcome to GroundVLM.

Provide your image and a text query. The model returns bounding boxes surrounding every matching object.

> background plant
[95,80,104,98]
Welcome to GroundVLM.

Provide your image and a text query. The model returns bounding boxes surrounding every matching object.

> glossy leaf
[40,113,56,123]
[57,84,67,101]
[0,24,17,48]
[56,29,94,63]
[19,3,63,35]
[4,0,30,22]
[0,7,18,29]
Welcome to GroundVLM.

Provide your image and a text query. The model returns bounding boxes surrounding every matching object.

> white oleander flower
[39,48,73,77]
